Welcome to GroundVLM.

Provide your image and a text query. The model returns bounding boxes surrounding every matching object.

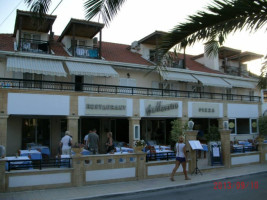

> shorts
[176,157,186,163]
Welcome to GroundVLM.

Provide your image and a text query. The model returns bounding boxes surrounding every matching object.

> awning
[65,61,118,77]
[193,74,232,88]
[161,72,198,83]
[7,56,67,77]
[223,78,256,89]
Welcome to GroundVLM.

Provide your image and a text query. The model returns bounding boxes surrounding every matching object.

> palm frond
[25,0,52,16]
[258,55,267,89]
[84,0,126,25]
[160,0,267,55]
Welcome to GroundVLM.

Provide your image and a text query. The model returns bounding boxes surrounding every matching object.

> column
[258,143,267,164]
[72,157,85,186]
[219,129,231,168]
[67,116,79,145]
[185,130,198,173]
[0,160,5,192]
[0,115,8,147]
[128,117,141,148]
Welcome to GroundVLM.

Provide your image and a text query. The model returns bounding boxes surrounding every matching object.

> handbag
[68,138,71,146]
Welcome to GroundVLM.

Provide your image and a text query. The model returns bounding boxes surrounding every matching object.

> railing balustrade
[0,78,261,102]
[68,45,99,59]
[19,38,49,54]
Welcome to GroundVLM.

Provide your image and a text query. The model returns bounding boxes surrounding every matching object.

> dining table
[5,156,32,171]
[30,145,50,156]
[19,149,42,160]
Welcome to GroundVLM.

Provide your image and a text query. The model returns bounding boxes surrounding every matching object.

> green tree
[258,116,267,137]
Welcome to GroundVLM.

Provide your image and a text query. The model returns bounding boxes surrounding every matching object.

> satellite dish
[131,41,140,50]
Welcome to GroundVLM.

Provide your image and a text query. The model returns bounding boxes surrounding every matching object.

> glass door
[22,118,50,149]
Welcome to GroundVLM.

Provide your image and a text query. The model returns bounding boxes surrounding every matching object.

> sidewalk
[1,163,267,200]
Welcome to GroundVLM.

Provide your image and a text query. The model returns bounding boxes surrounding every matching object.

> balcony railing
[20,38,49,54]
[0,78,261,102]
[68,45,99,59]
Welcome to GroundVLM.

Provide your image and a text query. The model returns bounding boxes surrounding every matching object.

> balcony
[68,45,99,59]
[20,38,49,54]
[0,78,261,102]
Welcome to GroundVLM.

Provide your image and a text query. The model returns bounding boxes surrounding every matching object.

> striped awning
[7,56,67,77]
[193,74,232,88]
[65,61,118,77]
[223,78,256,89]
[161,72,198,83]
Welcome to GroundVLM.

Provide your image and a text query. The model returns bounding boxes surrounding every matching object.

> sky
[0,0,266,75]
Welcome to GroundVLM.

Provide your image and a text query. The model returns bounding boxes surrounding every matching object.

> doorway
[75,75,83,91]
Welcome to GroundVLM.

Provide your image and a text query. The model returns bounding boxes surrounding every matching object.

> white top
[176,143,185,158]
[84,134,88,142]
[61,135,72,150]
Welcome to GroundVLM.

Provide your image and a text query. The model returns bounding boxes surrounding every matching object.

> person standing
[60,131,72,155]
[106,132,114,154]
[87,128,99,154]
[170,136,190,181]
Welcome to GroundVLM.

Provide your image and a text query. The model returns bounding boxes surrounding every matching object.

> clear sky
[0,0,266,74]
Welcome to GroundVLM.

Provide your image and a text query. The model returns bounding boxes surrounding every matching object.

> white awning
[193,74,232,88]
[65,61,118,77]
[161,72,198,83]
[7,56,67,77]
[223,78,256,89]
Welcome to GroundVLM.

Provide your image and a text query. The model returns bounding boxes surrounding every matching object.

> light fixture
[188,120,194,131]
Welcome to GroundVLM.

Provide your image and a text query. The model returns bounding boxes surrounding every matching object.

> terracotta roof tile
[0,34,15,51]
[101,42,153,66]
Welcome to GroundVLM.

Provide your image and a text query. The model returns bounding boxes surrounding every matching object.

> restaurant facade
[0,10,264,156]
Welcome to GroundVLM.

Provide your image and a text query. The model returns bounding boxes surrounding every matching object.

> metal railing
[19,38,49,54]
[6,158,72,171]
[146,152,176,162]
[0,78,261,102]
[68,45,99,59]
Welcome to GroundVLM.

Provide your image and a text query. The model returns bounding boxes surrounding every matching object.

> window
[149,50,156,62]
[251,119,258,134]
[229,119,236,134]
[226,88,232,100]
[236,118,250,134]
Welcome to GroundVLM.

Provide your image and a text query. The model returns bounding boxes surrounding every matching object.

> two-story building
[0,10,263,156]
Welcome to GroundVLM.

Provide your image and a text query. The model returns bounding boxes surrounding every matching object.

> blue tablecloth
[115,147,134,153]
[20,150,42,160]
[31,146,50,156]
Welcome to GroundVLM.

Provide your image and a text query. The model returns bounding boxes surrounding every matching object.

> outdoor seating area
[231,140,258,153]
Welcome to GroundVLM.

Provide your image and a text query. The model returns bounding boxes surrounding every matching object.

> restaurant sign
[140,99,182,117]
[82,97,131,116]
[190,102,221,118]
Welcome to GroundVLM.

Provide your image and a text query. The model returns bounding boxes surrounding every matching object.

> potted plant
[134,140,146,153]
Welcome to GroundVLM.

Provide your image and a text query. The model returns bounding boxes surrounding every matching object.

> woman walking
[170,136,190,181]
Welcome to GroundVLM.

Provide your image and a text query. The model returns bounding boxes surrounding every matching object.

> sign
[84,97,129,116]
[191,102,221,118]
[140,100,181,117]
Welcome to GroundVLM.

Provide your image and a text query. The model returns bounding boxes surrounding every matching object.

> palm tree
[25,0,267,88]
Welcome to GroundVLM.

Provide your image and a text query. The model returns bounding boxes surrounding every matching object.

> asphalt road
[87,172,267,200]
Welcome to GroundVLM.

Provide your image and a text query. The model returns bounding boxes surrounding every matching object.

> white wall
[7,93,70,116]
[7,117,22,156]
[228,104,259,118]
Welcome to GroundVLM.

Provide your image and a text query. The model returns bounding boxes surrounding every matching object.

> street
[87,172,267,200]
